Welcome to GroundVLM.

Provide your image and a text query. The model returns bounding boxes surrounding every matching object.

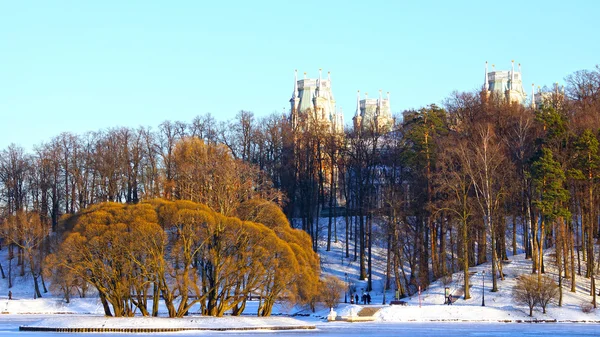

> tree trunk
[532,214,539,274]
[99,291,113,317]
[538,218,545,287]
[152,282,160,317]
[345,208,350,258]
[367,213,373,291]
[512,215,518,256]
[462,218,471,299]
[359,212,366,280]
[570,222,576,292]
[41,273,48,293]
[556,220,563,306]
[491,220,498,292]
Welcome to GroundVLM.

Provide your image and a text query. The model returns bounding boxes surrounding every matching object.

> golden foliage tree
[172,137,282,216]
[47,198,321,318]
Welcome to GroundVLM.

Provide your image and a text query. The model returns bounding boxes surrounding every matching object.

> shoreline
[12,313,600,326]
[19,325,317,333]
[18,315,317,333]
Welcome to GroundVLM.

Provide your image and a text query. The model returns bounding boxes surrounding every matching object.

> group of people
[350,292,371,305]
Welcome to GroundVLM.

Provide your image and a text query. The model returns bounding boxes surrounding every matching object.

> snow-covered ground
[316,218,600,323]
[21,315,313,330]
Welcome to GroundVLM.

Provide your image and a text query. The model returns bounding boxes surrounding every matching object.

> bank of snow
[21,315,314,331]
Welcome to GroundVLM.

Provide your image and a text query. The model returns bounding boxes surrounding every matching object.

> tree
[51,202,163,317]
[2,210,48,298]
[464,123,509,292]
[571,128,599,308]
[537,275,559,314]
[235,198,321,314]
[531,148,569,288]
[172,137,282,216]
[513,274,539,317]
[435,135,473,299]
[401,105,447,287]
[320,275,346,309]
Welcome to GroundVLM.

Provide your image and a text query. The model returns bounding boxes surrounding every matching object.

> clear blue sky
[1,0,598,151]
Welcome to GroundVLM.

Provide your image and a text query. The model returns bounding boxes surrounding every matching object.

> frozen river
[0,317,598,336]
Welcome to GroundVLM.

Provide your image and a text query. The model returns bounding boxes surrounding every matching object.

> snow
[316,218,600,323]
[370,252,600,323]
[1,298,105,315]
[22,315,312,329]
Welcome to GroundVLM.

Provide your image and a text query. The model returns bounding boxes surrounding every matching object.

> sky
[1,0,599,151]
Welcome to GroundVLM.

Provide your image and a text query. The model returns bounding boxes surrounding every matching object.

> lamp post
[482,270,485,307]
[344,273,348,304]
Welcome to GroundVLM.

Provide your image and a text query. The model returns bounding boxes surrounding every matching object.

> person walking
[366,293,371,305]
[355,294,359,304]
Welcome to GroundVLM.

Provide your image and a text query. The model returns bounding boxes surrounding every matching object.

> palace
[289,69,344,134]
[484,60,527,104]
[352,90,393,133]
[532,83,565,109]
[288,69,393,134]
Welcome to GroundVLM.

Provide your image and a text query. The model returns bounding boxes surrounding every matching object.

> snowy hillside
[317,218,600,322]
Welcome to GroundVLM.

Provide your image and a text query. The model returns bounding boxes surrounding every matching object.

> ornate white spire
[304,72,307,80]
[511,60,515,90]
[531,83,535,108]
[387,91,390,105]
[484,61,489,91]
[317,68,322,97]
[378,89,383,108]
[355,90,360,117]
[293,69,298,98]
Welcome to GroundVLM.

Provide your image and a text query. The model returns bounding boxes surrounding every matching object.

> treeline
[1,136,321,317]
[1,65,600,309]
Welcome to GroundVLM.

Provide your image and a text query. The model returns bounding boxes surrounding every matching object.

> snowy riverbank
[19,315,315,332]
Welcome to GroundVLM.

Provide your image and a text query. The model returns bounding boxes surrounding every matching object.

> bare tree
[513,274,539,316]
[537,275,559,314]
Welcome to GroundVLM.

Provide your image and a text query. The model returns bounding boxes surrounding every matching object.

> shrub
[320,275,346,309]
[441,273,453,286]
[513,274,538,316]
[513,274,560,316]
[580,301,595,314]
[537,275,559,314]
